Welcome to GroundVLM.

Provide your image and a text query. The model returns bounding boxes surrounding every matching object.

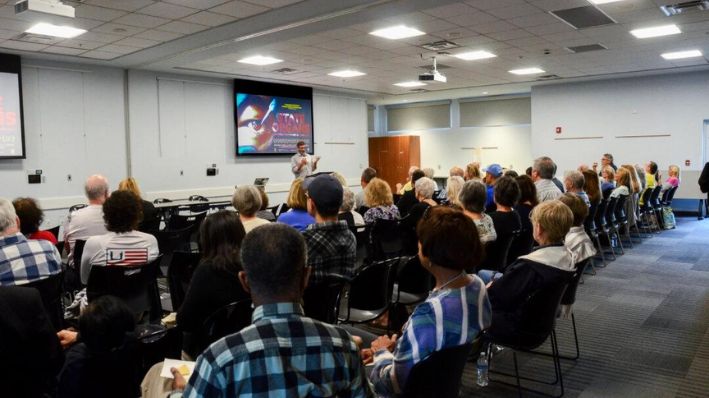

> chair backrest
[166,251,201,311]
[338,211,356,228]
[167,211,206,231]
[604,197,618,224]
[74,239,87,268]
[584,200,599,233]
[594,199,608,228]
[561,259,588,307]
[197,299,253,355]
[356,205,369,216]
[395,256,433,298]
[153,198,172,204]
[65,338,142,398]
[649,186,662,207]
[478,221,520,272]
[369,219,403,261]
[347,257,400,313]
[46,225,60,240]
[86,256,163,323]
[138,325,182,376]
[350,225,370,268]
[156,225,194,256]
[69,203,87,213]
[401,340,480,398]
[663,186,678,206]
[640,188,653,210]
[303,274,349,324]
[22,271,65,331]
[614,195,628,222]
[187,195,210,213]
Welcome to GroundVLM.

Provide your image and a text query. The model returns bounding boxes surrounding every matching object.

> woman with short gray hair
[459,180,497,243]
[400,177,439,254]
[232,186,270,233]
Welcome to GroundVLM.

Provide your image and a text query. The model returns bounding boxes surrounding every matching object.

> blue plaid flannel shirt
[184,302,373,398]
[0,232,62,286]
[303,220,356,285]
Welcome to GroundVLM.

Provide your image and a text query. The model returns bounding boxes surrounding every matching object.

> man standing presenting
[291,141,319,179]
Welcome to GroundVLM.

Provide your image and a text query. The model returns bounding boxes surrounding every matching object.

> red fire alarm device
[685,159,691,167]
[555,127,562,134]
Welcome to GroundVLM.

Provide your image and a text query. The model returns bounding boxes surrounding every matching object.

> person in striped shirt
[369,207,492,396]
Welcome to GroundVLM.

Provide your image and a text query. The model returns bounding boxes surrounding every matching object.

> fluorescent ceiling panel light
[26,22,86,39]
[630,24,681,39]
[509,67,545,75]
[238,55,283,65]
[661,49,703,60]
[370,25,425,40]
[589,0,625,4]
[328,70,366,78]
[453,50,496,61]
[393,81,426,87]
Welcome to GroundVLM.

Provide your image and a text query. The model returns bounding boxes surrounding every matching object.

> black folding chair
[22,271,65,331]
[369,219,403,261]
[86,255,163,324]
[166,251,201,312]
[338,257,402,326]
[183,299,253,359]
[303,274,349,324]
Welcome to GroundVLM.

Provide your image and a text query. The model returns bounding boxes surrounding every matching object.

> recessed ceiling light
[509,67,545,75]
[630,24,681,39]
[328,70,366,78]
[482,91,489,95]
[661,49,703,60]
[589,0,625,4]
[370,25,425,40]
[394,81,427,87]
[453,50,497,61]
[26,22,86,39]
[238,55,283,66]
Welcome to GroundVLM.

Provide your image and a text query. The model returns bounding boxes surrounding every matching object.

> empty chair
[400,340,479,398]
[338,257,401,325]
[86,255,163,324]
[166,251,201,312]
[303,274,349,324]
[369,219,403,261]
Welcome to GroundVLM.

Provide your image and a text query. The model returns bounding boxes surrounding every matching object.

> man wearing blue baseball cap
[483,164,503,212]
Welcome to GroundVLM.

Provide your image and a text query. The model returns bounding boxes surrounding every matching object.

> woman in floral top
[363,178,400,224]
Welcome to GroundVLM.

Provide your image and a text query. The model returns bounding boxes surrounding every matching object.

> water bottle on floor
[476,351,489,387]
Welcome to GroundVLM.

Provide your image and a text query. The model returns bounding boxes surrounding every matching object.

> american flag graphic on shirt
[106,248,149,266]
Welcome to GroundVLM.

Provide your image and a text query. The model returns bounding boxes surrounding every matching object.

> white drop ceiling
[1,0,708,98]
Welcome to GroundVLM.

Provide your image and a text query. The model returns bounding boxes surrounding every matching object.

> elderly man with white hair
[400,177,438,254]
[0,198,62,286]
[564,170,590,207]
[64,175,111,267]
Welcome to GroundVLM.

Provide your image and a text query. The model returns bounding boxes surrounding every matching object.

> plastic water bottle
[476,351,489,387]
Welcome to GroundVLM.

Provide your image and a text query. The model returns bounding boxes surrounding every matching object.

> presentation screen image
[234,79,313,156]
[0,53,25,159]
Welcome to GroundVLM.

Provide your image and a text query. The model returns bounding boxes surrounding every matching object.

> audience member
[277,178,315,232]
[504,169,519,178]
[645,161,659,189]
[171,224,372,397]
[0,286,64,397]
[233,186,270,233]
[369,207,491,395]
[610,167,630,198]
[396,166,419,195]
[80,191,159,285]
[64,174,110,267]
[465,162,481,181]
[662,165,681,192]
[12,197,57,244]
[255,188,276,222]
[303,175,356,284]
[396,169,425,217]
[593,153,617,174]
[531,157,562,202]
[558,193,596,265]
[483,163,504,212]
[485,176,522,270]
[582,169,602,206]
[449,166,464,178]
[482,200,575,341]
[177,211,249,359]
[564,170,590,206]
[340,188,365,227]
[355,167,377,210]
[445,175,464,208]
[422,167,435,179]
[364,178,400,224]
[510,175,538,262]
[1,198,62,286]
[635,164,647,191]
[118,177,159,232]
[621,164,642,227]
[459,180,497,244]
[600,166,616,196]
[57,295,140,398]
[400,177,438,254]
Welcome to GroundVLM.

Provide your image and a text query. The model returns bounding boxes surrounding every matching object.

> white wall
[532,71,709,175]
[1,62,368,228]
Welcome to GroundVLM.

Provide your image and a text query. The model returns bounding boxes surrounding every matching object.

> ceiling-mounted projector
[14,0,75,18]
[418,56,447,83]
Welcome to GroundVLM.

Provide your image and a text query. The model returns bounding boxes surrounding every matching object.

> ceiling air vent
[409,88,428,93]
[660,1,709,16]
[13,32,60,45]
[550,6,616,29]
[417,63,451,70]
[420,40,459,51]
[536,74,561,81]
[271,67,299,74]
[566,43,608,53]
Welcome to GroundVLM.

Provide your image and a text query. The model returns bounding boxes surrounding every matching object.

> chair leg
[513,352,523,398]
[551,330,564,398]
[571,313,580,361]
[593,235,607,267]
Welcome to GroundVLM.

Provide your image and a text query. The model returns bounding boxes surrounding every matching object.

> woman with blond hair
[277,178,314,232]
[363,178,400,224]
[445,176,465,208]
[662,165,681,193]
[118,177,159,232]
[464,163,481,181]
[620,165,642,227]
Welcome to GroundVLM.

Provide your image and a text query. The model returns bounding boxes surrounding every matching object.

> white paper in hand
[160,359,196,379]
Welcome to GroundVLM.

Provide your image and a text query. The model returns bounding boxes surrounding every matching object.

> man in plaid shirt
[303,174,356,284]
[0,198,61,286]
[169,223,372,397]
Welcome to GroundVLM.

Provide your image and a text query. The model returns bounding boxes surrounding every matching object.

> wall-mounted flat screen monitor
[234,78,313,156]
[0,53,25,159]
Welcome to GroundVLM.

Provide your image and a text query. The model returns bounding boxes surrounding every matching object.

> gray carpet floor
[461,216,709,398]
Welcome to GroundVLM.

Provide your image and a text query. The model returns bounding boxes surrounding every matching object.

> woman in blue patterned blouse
[368,206,492,396]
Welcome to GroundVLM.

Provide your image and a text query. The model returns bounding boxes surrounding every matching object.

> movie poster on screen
[0,72,22,157]
[236,93,313,154]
